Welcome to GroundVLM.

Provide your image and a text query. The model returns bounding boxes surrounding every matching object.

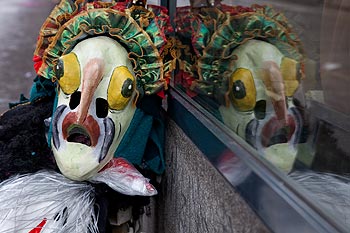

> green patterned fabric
[175,4,304,102]
[35,0,174,96]
[200,6,303,83]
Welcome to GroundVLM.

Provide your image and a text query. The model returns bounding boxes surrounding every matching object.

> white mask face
[219,40,301,172]
[220,39,284,141]
[51,36,136,181]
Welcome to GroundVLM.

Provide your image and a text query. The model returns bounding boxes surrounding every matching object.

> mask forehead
[72,36,134,80]
[52,36,137,181]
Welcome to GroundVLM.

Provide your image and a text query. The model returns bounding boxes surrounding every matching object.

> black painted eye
[69,91,81,110]
[121,78,134,98]
[96,98,109,118]
[54,59,64,80]
[232,80,246,99]
[254,100,266,120]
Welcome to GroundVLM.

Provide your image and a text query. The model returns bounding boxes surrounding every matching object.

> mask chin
[52,141,105,181]
[51,104,123,181]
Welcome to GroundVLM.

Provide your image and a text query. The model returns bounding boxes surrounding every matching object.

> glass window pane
[173,0,350,230]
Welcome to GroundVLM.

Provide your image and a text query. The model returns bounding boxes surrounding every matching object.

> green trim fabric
[34,0,174,96]
[175,4,304,102]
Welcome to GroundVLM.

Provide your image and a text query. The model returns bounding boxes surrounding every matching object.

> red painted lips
[62,112,100,147]
[261,114,296,147]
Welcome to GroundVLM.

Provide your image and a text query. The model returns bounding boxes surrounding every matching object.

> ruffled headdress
[175,4,304,104]
[33,0,175,97]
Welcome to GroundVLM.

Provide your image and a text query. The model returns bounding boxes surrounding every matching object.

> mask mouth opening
[60,111,100,148]
[261,114,296,148]
[246,108,301,149]
[67,125,92,147]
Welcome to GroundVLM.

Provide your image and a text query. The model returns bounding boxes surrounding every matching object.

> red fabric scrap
[29,218,47,233]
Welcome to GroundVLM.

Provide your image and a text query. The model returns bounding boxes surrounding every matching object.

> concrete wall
[157,119,270,233]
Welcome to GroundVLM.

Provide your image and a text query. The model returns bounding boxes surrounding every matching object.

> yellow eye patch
[280,57,299,97]
[54,53,81,95]
[230,68,256,111]
[108,66,135,110]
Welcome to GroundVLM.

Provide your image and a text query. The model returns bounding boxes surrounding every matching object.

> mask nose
[76,58,104,124]
[262,61,288,127]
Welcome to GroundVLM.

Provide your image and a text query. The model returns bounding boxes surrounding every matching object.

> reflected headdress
[175,4,304,104]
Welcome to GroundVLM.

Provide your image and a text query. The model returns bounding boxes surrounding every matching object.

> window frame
[166,87,347,233]
[162,1,349,232]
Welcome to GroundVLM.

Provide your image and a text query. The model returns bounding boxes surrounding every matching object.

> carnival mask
[175,4,304,172]
[219,40,301,172]
[51,36,137,181]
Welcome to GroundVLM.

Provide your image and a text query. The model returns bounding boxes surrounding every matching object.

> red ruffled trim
[157,90,165,99]
[33,55,43,74]
[221,4,255,15]
[175,71,197,98]
[111,1,128,11]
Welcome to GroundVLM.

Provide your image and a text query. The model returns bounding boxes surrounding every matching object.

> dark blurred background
[0,0,56,113]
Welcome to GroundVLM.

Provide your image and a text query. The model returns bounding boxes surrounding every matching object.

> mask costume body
[175,4,305,173]
[0,0,174,232]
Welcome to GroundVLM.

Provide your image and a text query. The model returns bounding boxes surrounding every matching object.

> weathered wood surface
[157,119,270,233]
